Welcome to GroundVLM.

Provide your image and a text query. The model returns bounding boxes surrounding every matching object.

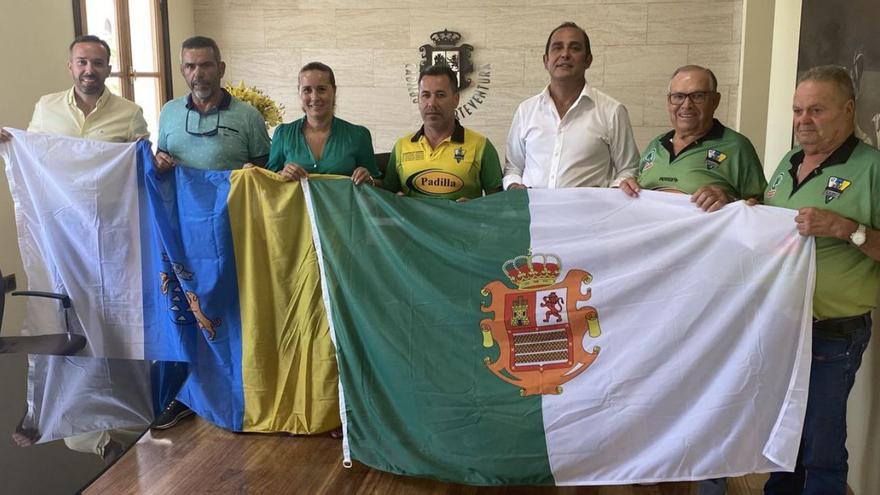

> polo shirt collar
[186,88,232,113]
[660,119,725,159]
[786,133,860,188]
[411,119,465,144]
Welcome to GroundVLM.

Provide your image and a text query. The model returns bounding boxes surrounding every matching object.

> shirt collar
[66,86,111,109]
[659,119,726,159]
[186,88,232,112]
[660,118,725,147]
[411,119,465,144]
[539,82,594,107]
[787,133,860,174]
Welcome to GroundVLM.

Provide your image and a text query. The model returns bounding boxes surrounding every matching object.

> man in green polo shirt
[619,65,765,495]
[383,65,502,201]
[763,66,880,495]
[619,65,765,212]
[155,36,270,172]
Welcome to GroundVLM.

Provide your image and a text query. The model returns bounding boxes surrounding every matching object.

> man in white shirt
[504,22,639,190]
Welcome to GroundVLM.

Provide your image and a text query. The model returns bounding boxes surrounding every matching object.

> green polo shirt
[265,116,379,177]
[764,135,880,319]
[383,121,503,200]
[157,89,270,171]
[638,119,766,199]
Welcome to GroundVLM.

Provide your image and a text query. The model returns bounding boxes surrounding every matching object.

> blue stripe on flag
[143,157,245,431]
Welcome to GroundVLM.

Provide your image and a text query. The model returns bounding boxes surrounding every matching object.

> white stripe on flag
[1,129,146,359]
[526,188,813,484]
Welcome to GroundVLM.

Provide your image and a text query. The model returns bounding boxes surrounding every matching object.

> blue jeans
[764,317,872,495]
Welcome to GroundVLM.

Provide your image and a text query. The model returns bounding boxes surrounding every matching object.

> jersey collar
[411,119,465,144]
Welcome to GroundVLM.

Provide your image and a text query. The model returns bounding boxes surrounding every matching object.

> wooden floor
[85,418,770,495]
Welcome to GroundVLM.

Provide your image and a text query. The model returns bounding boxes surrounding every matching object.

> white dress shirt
[504,84,639,189]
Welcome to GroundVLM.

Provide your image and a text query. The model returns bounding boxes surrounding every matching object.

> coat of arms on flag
[480,253,601,396]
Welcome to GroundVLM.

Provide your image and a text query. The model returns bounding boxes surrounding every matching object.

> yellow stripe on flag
[228,168,340,433]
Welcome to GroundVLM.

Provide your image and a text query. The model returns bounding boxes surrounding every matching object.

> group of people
[1,18,878,495]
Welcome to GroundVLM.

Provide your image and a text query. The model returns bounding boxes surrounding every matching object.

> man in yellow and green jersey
[383,65,502,201]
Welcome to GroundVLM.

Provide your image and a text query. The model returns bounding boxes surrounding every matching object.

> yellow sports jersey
[384,122,502,200]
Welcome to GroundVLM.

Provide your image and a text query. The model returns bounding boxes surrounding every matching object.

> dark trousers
[764,314,871,495]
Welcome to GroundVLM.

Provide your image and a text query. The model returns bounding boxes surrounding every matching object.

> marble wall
[193,0,743,156]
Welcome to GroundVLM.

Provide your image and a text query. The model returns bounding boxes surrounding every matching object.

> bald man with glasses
[620,65,765,212]
[155,36,269,172]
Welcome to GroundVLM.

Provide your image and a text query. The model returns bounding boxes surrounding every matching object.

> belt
[812,312,871,338]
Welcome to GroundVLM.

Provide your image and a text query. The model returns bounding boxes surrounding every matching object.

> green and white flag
[303,180,814,486]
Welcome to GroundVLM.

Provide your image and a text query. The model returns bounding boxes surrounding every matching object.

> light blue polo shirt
[157,89,270,170]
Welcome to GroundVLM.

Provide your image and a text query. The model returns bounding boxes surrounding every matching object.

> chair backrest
[375,152,390,176]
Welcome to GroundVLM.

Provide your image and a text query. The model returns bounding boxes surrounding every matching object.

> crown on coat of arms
[503,252,561,289]
[430,29,462,47]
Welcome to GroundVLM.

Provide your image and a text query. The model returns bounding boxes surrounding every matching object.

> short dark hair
[670,65,718,92]
[299,62,336,89]
[181,36,221,62]
[544,22,591,58]
[418,65,459,93]
[798,65,855,102]
[69,35,111,62]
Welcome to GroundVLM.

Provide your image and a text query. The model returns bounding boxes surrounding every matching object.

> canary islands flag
[302,179,816,485]
[2,129,338,434]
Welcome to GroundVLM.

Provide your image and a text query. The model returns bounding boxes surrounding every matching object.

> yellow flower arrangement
[224,81,284,128]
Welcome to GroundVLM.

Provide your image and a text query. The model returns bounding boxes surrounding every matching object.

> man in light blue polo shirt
[153,36,270,429]
[155,36,269,172]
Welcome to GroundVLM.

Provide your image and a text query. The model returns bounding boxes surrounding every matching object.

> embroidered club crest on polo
[766,172,784,199]
[641,148,656,172]
[824,176,852,204]
[705,149,727,170]
[454,147,466,163]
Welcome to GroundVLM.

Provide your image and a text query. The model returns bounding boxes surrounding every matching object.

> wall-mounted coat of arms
[419,29,474,91]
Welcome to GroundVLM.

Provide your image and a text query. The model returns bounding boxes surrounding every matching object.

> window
[73,0,173,140]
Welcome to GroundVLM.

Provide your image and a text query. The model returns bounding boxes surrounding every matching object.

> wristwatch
[850,223,867,247]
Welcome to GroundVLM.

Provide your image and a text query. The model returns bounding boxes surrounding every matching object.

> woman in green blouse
[265,62,380,186]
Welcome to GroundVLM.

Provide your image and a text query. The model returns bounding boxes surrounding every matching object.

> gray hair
[797,65,855,102]
[669,65,718,92]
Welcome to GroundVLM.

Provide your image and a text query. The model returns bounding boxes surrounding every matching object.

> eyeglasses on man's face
[667,91,716,105]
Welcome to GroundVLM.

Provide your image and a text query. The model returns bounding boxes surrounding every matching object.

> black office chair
[375,152,390,177]
[0,268,86,355]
